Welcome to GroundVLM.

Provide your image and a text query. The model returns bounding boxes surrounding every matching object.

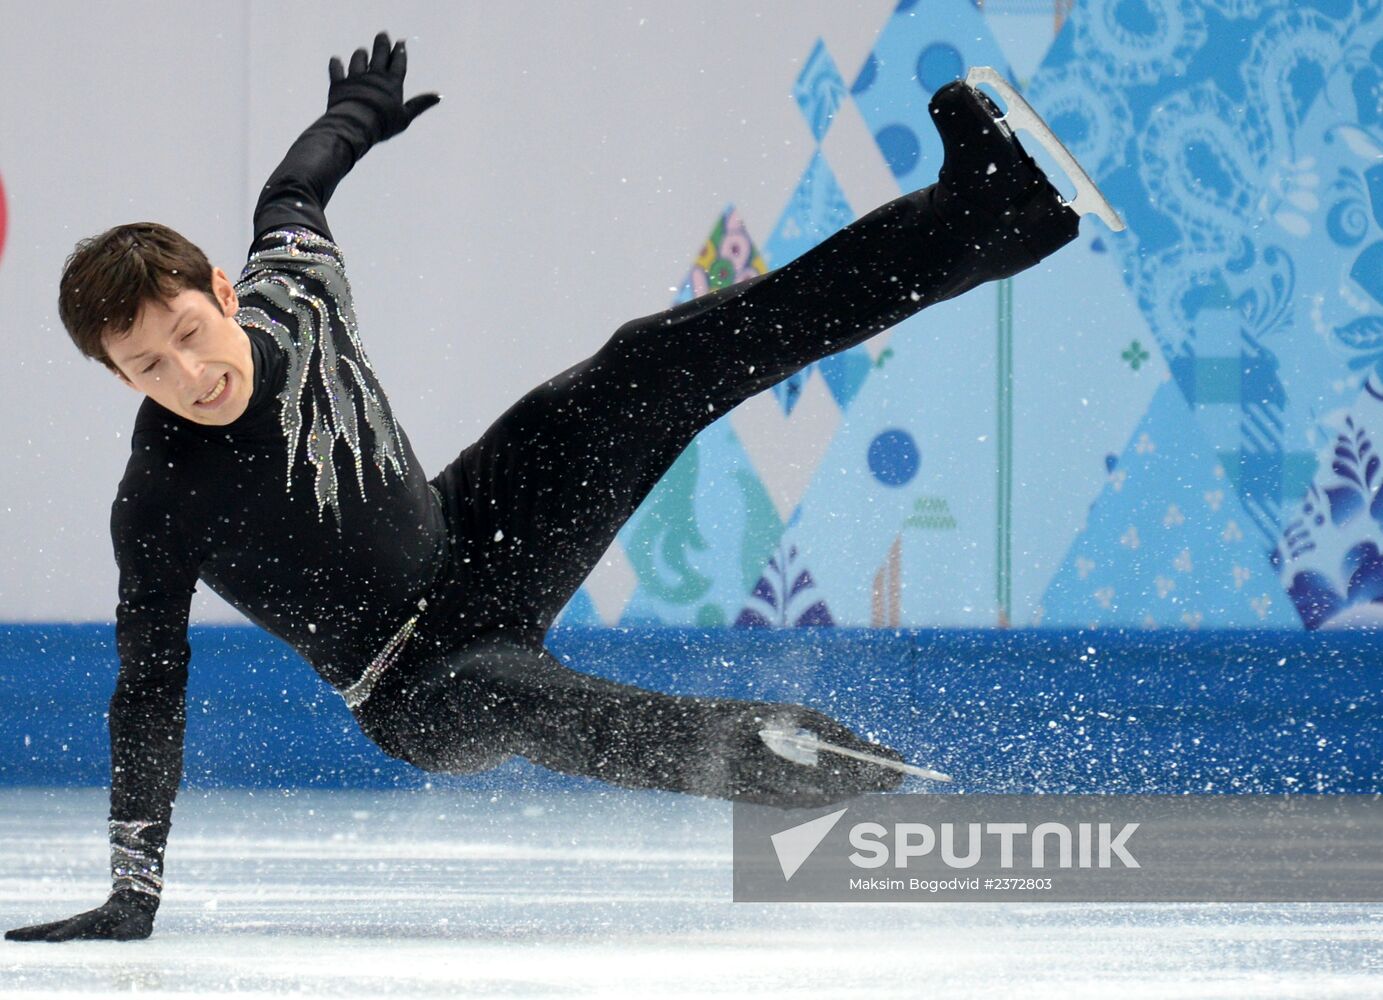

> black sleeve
[251,103,383,244]
[106,468,202,901]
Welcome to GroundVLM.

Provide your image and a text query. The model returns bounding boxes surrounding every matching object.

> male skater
[7,32,1117,941]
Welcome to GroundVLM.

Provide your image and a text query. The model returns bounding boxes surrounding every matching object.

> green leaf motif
[627,444,711,604]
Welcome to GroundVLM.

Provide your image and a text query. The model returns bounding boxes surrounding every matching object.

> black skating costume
[102,51,1078,912]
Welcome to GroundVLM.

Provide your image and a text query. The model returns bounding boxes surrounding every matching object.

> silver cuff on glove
[110,819,164,899]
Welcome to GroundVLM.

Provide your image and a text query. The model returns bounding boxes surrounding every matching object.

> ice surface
[1,788,1379,999]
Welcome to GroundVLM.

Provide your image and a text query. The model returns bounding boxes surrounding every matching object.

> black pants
[354,182,1075,805]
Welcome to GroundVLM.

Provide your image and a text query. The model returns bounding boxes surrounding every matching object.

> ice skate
[759,726,952,785]
[930,68,1125,239]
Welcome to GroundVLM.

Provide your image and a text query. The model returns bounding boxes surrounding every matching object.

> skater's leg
[361,634,902,806]
[434,77,1083,631]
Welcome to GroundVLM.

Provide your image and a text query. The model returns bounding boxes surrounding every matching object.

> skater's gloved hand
[4,889,158,942]
[326,31,440,146]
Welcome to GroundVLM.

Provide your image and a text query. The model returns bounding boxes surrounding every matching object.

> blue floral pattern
[1071,0,1207,87]
[1275,379,1383,627]
[735,543,833,629]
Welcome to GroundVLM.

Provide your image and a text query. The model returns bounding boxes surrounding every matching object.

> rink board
[0,626,1377,794]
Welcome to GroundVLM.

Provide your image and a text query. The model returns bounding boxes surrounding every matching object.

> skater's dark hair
[58,222,218,373]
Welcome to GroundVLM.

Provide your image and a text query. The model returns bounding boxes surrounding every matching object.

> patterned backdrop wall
[558,0,1383,632]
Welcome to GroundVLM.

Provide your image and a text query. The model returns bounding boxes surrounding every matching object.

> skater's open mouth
[194,372,230,408]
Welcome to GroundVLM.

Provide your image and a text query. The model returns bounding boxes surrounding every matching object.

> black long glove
[252,30,441,241]
[327,30,441,145]
[5,889,158,943]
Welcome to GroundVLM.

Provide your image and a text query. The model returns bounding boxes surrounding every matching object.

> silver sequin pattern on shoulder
[234,229,407,525]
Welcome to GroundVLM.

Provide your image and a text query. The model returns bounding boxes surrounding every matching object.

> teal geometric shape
[794,39,847,142]
[762,151,856,414]
[817,348,873,410]
[762,151,854,270]
[849,0,1013,194]
[1218,449,1320,512]
[790,289,1001,629]
[1194,357,1243,404]
[767,345,871,413]
[1280,452,1320,507]
[1043,380,1298,629]
[775,371,810,417]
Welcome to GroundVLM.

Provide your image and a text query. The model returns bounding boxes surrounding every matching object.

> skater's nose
[170,349,205,391]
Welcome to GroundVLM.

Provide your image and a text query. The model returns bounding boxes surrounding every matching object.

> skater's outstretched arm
[251,30,439,243]
[6,473,200,942]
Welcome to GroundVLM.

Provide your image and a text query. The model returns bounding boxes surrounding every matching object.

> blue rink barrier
[0,625,1377,794]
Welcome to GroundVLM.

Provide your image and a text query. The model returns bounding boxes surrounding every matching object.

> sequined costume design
[102,70,449,909]
[234,230,407,525]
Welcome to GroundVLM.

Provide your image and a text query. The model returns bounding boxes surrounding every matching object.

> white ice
[1,788,1379,999]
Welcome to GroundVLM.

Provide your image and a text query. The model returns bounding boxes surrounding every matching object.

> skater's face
[104,267,255,426]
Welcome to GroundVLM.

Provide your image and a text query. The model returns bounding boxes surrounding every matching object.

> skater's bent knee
[387,734,513,776]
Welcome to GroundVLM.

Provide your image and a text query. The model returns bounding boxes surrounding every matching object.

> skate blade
[964,66,1127,234]
[759,728,953,783]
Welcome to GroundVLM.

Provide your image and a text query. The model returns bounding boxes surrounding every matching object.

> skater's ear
[209,267,239,318]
